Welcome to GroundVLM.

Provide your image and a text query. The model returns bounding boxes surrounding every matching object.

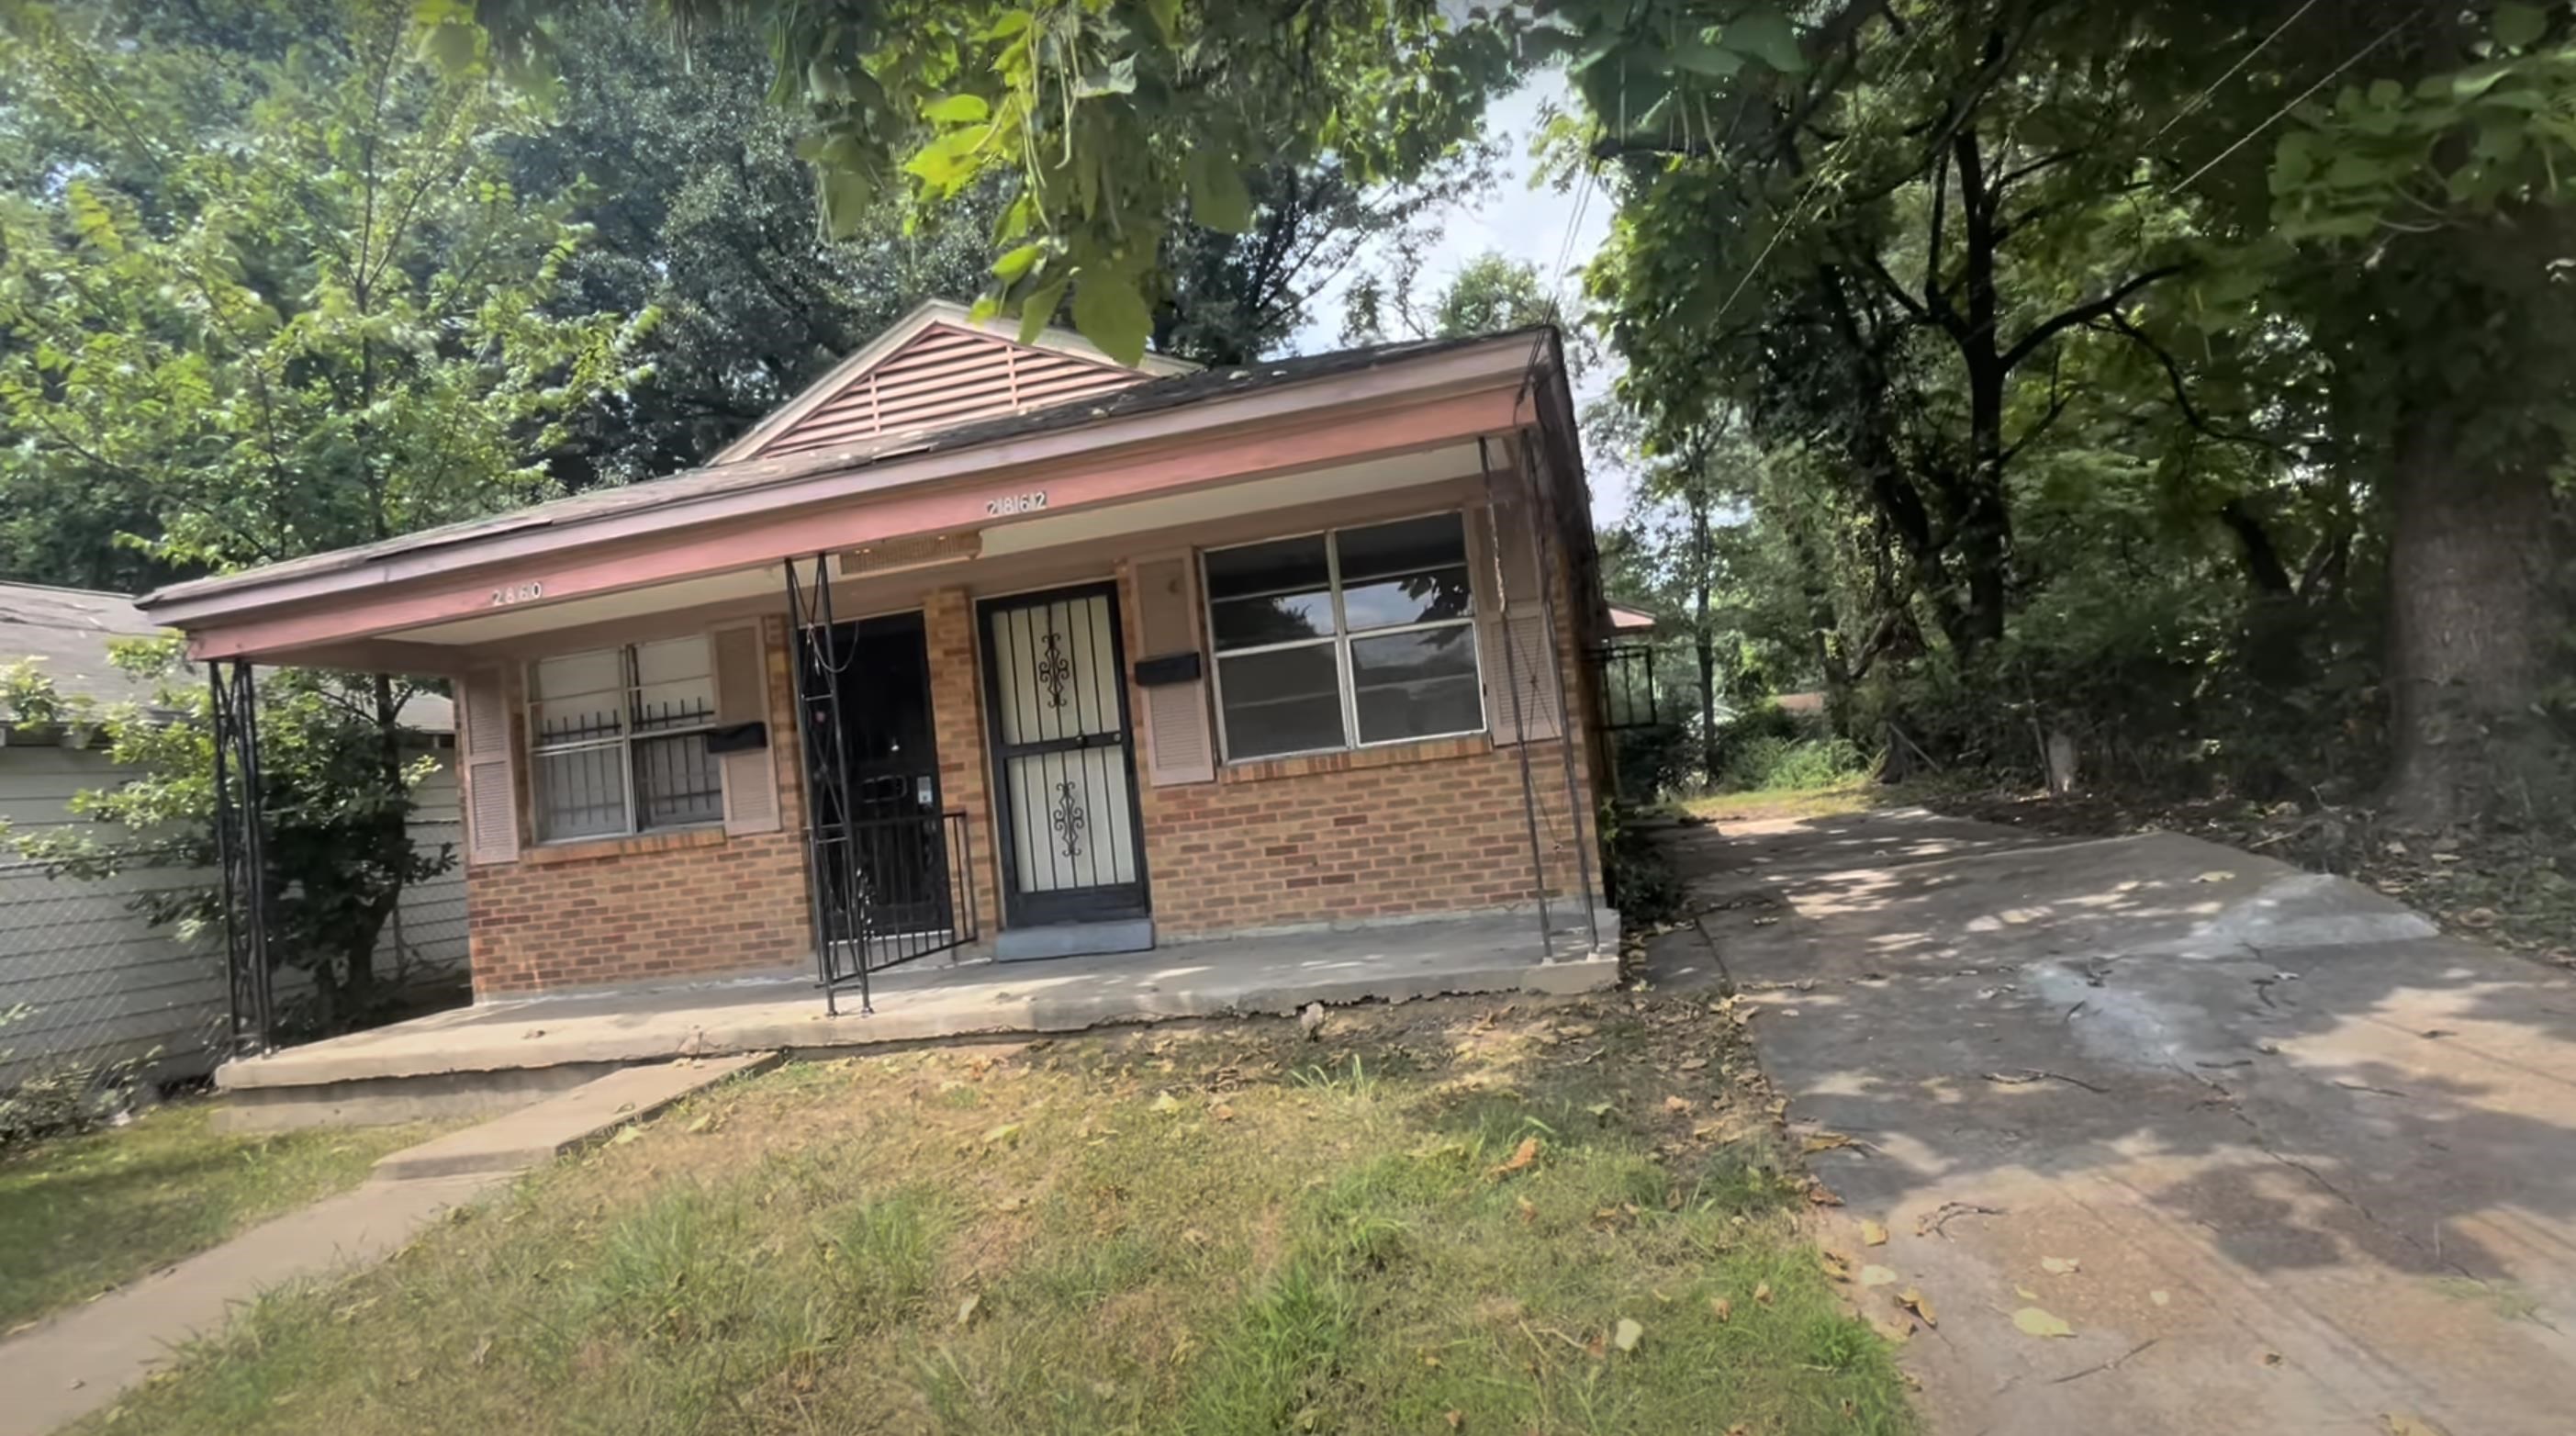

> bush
[1717,735,1872,792]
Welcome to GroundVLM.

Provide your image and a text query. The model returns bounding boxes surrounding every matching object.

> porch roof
[139,327,1574,665]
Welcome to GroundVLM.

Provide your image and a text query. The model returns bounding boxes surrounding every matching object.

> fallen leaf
[1517,1196,1538,1224]
[2150,1289,2171,1307]
[1820,1251,1851,1281]
[684,1113,716,1134]
[1801,1131,1858,1153]
[1585,1101,1615,1121]
[1445,1411,1463,1430]
[1211,1103,1236,1122]
[2260,1350,2283,1367]
[1858,1264,1898,1288]
[1807,1181,1844,1207]
[1871,1315,1914,1343]
[956,1295,981,1327]
[1896,1287,1936,1327]
[2015,1285,2039,1300]
[1490,1136,1541,1178]
[1710,1296,1732,1323]
[2194,870,2235,883]
[1859,1218,1888,1247]
[1753,1281,1774,1306]
[2012,1307,2075,1339]
[2041,1257,2080,1275]
[468,1336,493,1367]
[609,1126,642,1146]
[2382,1416,2449,1436]
[1149,1092,1183,1115]
[1664,1095,1695,1114]
[1613,1318,1644,1353]
[981,1122,1024,1146]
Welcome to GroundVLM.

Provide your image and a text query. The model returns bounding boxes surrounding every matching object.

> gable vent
[755,324,1142,459]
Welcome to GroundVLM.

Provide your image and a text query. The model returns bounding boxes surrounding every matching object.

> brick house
[138,303,1615,1018]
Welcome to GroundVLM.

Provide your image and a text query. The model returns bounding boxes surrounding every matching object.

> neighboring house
[139,301,1618,1010]
[0,583,465,1086]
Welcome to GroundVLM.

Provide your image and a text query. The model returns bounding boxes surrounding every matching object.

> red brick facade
[465,615,812,998]
[462,522,1607,998]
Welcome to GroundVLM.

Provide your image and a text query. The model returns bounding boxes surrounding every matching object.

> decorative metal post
[208,658,275,1056]
[787,554,875,1015]
[1520,426,1602,955]
[1479,437,1553,957]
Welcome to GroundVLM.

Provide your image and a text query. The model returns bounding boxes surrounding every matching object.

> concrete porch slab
[218,908,1618,1094]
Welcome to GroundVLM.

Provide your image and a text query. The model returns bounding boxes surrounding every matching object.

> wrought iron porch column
[209,657,275,1056]
[787,554,874,1015]
[1479,436,1552,958]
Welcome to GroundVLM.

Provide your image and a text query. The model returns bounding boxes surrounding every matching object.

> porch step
[995,918,1155,962]
[370,1052,778,1180]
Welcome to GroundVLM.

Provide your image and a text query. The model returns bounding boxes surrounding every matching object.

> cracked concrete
[1652,807,2576,1436]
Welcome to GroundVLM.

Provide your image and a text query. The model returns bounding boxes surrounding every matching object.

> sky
[1281,76,1633,527]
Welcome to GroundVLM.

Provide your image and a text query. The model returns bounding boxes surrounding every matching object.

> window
[1203,512,1484,760]
[526,636,724,842]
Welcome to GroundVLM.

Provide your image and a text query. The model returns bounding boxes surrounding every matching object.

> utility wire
[2167,5,2427,196]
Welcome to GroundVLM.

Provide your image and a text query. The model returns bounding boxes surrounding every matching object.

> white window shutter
[1473,496,1564,745]
[711,623,781,835]
[1132,554,1216,784]
[457,667,521,865]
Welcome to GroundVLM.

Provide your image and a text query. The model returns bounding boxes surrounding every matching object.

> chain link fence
[0,760,469,1126]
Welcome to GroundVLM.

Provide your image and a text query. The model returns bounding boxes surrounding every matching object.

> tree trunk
[2380,418,2562,828]
[1691,488,1719,783]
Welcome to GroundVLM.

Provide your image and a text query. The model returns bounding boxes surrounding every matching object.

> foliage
[0,0,643,1027]
[5,643,453,1031]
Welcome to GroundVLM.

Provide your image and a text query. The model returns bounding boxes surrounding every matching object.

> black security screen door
[812,611,948,935]
[979,582,1149,927]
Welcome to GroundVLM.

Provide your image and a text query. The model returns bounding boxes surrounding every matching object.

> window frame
[1200,509,1487,764]
[521,634,725,845]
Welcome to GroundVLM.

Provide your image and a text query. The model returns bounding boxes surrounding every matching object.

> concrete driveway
[1651,807,2576,1436]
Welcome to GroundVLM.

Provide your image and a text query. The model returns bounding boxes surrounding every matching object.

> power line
[2167,5,2425,196]
[2146,0,2324,147]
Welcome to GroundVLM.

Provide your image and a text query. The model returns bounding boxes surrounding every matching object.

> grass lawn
[80,996,1913,1435]
[0,1103,433,1332]
[1684,780,1891,825]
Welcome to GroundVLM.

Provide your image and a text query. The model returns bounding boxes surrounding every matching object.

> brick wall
[465,615,813,997]
[1119,540,1604,940]
[924,587,1002,936]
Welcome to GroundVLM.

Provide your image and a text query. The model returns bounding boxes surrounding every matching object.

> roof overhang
[146,330,1572,664]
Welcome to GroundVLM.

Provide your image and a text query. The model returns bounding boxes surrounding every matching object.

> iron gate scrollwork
[209,658,275,1057]
[786,554,977,1016]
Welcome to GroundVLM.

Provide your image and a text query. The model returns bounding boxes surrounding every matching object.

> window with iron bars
[525,636,723,842]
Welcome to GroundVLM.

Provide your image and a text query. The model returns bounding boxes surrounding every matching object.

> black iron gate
[787,554,976,1015]
[208,657,275,1057]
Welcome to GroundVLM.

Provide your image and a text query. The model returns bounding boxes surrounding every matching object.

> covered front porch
[216,907,1616,1125]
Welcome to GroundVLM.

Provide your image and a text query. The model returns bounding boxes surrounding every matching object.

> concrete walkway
[1651,807,2576,1436]
[0,1054,771,1436]
[218,908,1615,1099]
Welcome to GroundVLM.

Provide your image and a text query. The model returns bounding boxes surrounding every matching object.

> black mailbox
[1132,652,1204,687]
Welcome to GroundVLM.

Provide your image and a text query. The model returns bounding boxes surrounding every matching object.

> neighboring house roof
[711,298,1196,464]
[1607,605,1658,634]
[143,327,1548,621]
[0,581,452,733]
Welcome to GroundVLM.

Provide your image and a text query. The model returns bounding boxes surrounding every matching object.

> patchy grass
[76,999,1913,1436]
[1685,779,1891,825]
[0,1103,432,1331]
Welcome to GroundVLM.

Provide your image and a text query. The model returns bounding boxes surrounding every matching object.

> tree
[0,0,647,1022]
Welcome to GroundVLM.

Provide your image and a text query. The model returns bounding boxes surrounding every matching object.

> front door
[811,611,948,937]
[979,582,1149,927]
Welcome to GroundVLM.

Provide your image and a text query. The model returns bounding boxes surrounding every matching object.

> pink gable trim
[749,322,1143,459]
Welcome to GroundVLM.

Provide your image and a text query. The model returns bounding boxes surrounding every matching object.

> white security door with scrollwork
[979,583,1148,926]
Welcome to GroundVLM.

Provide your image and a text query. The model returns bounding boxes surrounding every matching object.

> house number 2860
[984,490,1048,516]
[488,580,545,607]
